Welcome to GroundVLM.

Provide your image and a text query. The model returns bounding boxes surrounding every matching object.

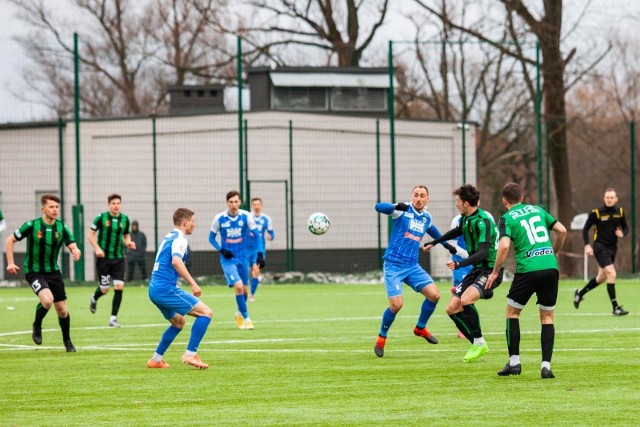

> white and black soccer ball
[308,212,330,235]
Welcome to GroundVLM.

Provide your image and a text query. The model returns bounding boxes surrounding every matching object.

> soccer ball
[308,212,330,235]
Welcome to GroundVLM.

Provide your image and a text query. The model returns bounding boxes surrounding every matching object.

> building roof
[248,66,394,88]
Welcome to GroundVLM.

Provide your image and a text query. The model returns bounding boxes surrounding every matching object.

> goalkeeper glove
[220,249,234,259]
[394,202,409,211]
[257,252,266,269]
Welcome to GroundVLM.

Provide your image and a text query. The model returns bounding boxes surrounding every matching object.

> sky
[0,0,638,124]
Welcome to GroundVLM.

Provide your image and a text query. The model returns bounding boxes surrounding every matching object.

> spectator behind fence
[127,220,148,281]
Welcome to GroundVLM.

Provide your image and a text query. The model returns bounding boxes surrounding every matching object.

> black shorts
[25,271,67,303]
[96,258,126,286]
[507,269,559,310]
[594,243,616,268]
[454,267,502,299]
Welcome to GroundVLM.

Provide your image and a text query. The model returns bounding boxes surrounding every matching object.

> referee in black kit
[574,188,629,316]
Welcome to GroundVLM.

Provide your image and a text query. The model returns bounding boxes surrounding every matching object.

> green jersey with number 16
[498,203,558,273]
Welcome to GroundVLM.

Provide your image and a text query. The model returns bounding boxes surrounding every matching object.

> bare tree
[395,2,539,213]
[238,0,390,67]
[411,0,598,232]
[8,0,234,118]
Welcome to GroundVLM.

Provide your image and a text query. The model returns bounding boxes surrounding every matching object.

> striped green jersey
[498,203,558,273]
[91,212,131,259]
[460,208,498,268]
[13,218,75,274]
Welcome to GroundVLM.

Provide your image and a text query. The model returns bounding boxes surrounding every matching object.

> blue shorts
[383,261,434,298]
[149,286,200,320]
[221,260,249,286]
[452,264,473,287]
[244,250,259,267]
[452,254,472,286]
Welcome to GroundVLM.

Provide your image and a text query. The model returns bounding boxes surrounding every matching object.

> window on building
[272,87,327,111]
[330,87,386,111]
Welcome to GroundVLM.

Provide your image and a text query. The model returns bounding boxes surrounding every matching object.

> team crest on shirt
[409,218,425,233]
[54,232,60,239]
[238,220,244,227]
[37,231,43,239]
[106,220,111,227]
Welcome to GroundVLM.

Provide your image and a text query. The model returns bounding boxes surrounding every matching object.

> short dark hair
[108,194,121,203]
[251,197,262,204]
[173,208,194,226]
[41,194,60,205]
[453,184,480,207]
[502,182,522,204]
[226,190,240,201]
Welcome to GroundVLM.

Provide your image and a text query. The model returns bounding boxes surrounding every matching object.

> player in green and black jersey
[88,194,135,327]
[5,194,82,352]
[486,182,567,379]
[574,188,629,316]
[424,184,502,363]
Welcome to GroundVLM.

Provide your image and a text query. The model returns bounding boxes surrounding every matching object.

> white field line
[0,310,638,352]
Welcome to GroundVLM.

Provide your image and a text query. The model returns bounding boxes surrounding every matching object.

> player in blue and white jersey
[246,197,275,302]
[209,191,262,330]
[147,208,213,369]
[373,185,456,357]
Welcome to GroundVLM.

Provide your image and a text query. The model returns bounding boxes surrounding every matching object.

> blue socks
[187,316,212,353]
[250,277,260,295]
[155,325,182,356]
[236,295,249,319]
[379,308,396,337]
[416,298,437,329]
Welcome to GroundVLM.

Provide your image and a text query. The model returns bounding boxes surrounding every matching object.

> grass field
[0,279,638,426]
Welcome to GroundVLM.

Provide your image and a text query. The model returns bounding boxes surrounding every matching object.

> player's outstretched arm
[375,202,396,215]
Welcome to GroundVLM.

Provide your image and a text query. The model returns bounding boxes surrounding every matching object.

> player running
[5,194,82,352]
[246,197,274,302]
[424,184,502,363]
[88,194,135,327]
[209,191,261,329]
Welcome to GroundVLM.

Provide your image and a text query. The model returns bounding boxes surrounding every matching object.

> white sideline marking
[1,343,639,353]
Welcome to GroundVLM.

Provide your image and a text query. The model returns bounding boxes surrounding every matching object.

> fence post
[73,32,84,281]
[631,120,636,274]
[288,120,295,271]
[152,116,159,250]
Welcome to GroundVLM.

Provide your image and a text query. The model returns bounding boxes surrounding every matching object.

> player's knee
[54,305,68,317]
[445,304,459,316]
[427,289,441,303]
[172,316,186,329]
[389,301,403,313]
